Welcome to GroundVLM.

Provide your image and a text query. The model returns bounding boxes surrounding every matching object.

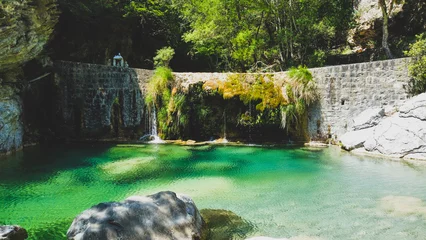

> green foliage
[281,66,318,136]
[218,74,284,111]
[405,33,426,95]
[145,65,190,138]
[145,66,173,107]
[154,47,175,67]
[308,50,327,67]
[173,0,354,71]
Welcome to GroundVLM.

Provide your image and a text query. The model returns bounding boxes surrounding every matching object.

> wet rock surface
[67,191,203,240]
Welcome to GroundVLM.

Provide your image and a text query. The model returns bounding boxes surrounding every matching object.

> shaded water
[1,144,426,239]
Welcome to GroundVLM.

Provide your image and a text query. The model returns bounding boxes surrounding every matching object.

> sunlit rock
[351,107,384,130]
[67,191,203,240]
[399,93,426,121]
[339,127,374,151]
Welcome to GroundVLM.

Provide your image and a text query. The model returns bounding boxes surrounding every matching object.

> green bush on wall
[405,33,426,95]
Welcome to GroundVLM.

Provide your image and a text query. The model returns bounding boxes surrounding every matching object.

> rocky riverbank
[339,93,426,160]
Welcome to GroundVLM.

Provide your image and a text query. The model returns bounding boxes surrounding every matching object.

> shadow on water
[0,143,112,184]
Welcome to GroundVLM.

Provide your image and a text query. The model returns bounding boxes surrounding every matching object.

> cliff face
[0,0,59,72]
[0,86,23,154]
[348,0,403,48]
[0,0,58,154]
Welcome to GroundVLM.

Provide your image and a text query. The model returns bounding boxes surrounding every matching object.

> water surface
[1,144,426,239]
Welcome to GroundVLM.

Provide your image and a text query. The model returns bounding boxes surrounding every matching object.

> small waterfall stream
[140,104,165,143]
[222,110,228,143]
[149,104,165,143]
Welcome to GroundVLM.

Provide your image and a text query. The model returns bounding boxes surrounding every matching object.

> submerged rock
[67,191,203,240]
[0,225,28,240]
[379,195,426,217]
[200,209,254,240]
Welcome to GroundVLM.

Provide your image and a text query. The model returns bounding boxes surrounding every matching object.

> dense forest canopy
[47,0,425,72]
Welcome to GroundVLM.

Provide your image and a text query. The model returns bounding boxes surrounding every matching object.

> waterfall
[151,104,158,136]
[150,104,165,143]
[222,110,228,143]
[248,100,252,143]
[140,104,165,143]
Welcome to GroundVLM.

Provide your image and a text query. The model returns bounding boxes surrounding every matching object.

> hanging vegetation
[405,33,426,95]
[200,66,318,139]
[281,66,319,137]
[145,47,190,139]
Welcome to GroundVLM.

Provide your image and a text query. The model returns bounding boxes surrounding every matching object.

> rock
[364,115,426,159]
[67,191,203,240]
[0,225,28,240]
[399,93,426,120]
[0,87,23,154]
[0,0,59,72]
[339,127,374,151]
[352,107,384,130]
[348,0,403,47]
[200,209,254,240]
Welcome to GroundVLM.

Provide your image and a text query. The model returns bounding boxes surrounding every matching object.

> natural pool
[1,144,426,240]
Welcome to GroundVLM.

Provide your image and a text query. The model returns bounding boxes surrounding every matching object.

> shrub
[153,47,175,68]
[405,33,426,95]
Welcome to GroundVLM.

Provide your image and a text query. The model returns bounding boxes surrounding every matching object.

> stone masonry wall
[54,61,153,138]
[55,58,411,140]
[309,58,410,139]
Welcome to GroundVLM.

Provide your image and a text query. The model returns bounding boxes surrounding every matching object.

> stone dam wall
[54,61,153,138]
[54,58,411,140]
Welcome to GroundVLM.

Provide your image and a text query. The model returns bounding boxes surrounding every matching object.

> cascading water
[222,110,228,143]
[139,104,165,143]
[149,104,165,143]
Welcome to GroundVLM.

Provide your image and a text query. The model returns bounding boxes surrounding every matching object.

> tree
[172,0,353,71]
[378,0,403,59]
[405,33,426,95]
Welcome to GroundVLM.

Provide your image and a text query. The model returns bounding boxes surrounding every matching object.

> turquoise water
[1,144,426,240]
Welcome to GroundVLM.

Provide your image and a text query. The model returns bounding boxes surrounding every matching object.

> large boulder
[67,191,203,240]
[364,115,426,159]
[0,0,59,72]
[0,225,28,240]
[351,107,384,130]
[399,93,426,120]
[0,87,23,154]
[339,127,375,151]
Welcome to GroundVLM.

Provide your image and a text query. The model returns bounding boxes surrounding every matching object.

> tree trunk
[380,1,394,59]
